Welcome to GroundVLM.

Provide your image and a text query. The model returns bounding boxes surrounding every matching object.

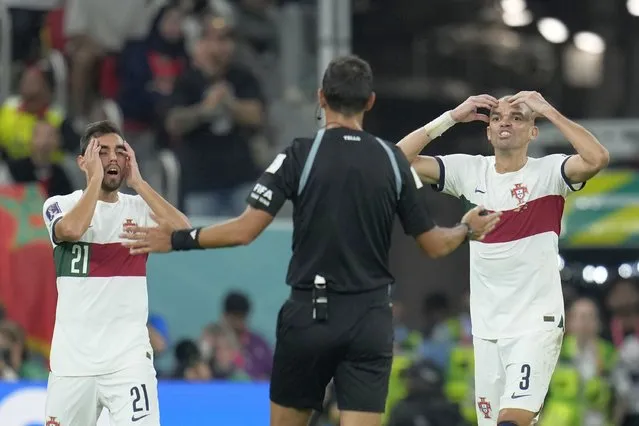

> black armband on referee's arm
[171,228,204,251]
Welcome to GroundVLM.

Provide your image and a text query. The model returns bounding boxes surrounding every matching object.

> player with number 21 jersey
[42,121,190,426]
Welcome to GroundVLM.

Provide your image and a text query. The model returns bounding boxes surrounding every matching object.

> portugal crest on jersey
[122,218,137,233]
[46,416,61,426]
[477,397,492,419]
[510,183,529,205]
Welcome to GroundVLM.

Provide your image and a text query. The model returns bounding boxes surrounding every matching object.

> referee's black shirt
[246,127,435,293]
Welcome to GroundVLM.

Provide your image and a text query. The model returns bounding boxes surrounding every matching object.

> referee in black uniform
[122,55,500,426]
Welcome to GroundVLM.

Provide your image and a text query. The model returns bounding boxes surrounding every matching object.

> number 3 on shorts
[519,364,531,391]
[130,384,150,421]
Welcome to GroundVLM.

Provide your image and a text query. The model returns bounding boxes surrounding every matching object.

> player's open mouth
[499,130,512,138]
[106,166,120,176]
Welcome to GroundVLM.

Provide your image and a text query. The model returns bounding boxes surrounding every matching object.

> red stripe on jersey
[89,242,147,277]
[481,195,565,244]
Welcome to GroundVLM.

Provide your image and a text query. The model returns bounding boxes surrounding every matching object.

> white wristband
[422,111,456,140]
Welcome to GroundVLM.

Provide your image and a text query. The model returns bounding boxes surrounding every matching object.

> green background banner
[561,169,639,248]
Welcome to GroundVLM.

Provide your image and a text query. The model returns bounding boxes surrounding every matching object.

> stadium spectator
[117,4,188,154]
[0,60,63,161]
[231,0,279,99]
[0,321,48,380]
[9,5,50,64]
[172,339,213,381]
[63,0,162,129]
[0,329,18,381]
[207,291,272,380]
[606,279,639,349]
[541,297,617,426]
[387,359,468,426]
[3,121,73,197]
[199,324,250,381]
[392,300,422,353]
[148,314,171,377]
[614,335,639,426]
[165,14,266,216]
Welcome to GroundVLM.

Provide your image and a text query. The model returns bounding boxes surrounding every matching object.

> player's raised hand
[123,141,143,190]
[507,91,553,117]
[121,213,174,255]
[461,206,501,241]
[450,95,499,123]
[80,138,103,182]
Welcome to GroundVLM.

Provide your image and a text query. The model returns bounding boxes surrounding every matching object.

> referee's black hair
[79,120,124,155]
[321,55,373,116]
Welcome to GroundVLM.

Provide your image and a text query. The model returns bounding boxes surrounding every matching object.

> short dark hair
[321,55,373,116]
[79,120,124,155]
[223,291,250,316]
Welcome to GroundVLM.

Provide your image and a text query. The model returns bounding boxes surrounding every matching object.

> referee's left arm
[186,145,299,249]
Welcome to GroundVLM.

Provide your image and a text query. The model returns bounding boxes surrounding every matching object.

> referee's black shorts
[269,285,393,413]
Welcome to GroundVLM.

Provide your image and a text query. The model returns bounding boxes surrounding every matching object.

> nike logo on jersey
[511,392,531,399]
[132,414,150,422]
[474,188,486,193]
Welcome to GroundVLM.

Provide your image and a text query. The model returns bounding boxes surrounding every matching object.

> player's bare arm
[122,206,273,254]
[397,94,498,183]
[122,142,190,229]
[54,139,102,242]
[415,206,501,258]
[508,91,610,183]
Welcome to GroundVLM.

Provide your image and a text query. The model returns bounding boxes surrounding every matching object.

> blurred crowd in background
[1,0,639,425]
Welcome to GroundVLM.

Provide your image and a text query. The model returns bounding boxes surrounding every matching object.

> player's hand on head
[450,95,498,123]
[461,205,501,241]
[123,141,143,189]
[507,91,553,117]
[120,213,174,255]
[81,138,104,181]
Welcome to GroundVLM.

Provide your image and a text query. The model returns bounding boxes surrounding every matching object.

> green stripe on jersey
[53,242,91,278]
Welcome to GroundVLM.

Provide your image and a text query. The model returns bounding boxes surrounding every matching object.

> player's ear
[486,126,491,141]
[365,92,376,111]
[531,126,539,140]
[76,154,86,172]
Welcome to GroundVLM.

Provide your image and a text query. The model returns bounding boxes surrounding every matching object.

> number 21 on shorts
[131,384,151,421]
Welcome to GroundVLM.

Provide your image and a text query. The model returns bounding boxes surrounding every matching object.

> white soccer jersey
[434,154,583,339]
[42,190,155,376]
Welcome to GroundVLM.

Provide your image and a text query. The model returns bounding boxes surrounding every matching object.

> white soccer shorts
[473,327,563,425]
[45,362,160,426]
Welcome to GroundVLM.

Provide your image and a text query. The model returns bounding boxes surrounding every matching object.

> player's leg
[270,298,337,426]
[333,301,394,426]
[99,360,160,426]
[45,373,100,426]
[497,327,563,425]
[473,336,506,426]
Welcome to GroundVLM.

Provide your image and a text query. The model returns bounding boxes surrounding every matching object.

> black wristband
[171,228,204,251]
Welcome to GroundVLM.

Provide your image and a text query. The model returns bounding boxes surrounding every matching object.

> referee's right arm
[394,150,500,258]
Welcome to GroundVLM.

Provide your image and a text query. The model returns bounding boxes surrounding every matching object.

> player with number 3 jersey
[41,121,190,426]
[398,92,609,426]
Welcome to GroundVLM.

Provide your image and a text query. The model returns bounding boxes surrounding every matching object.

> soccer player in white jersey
[41,121,190,426]
[397,91,610,426]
